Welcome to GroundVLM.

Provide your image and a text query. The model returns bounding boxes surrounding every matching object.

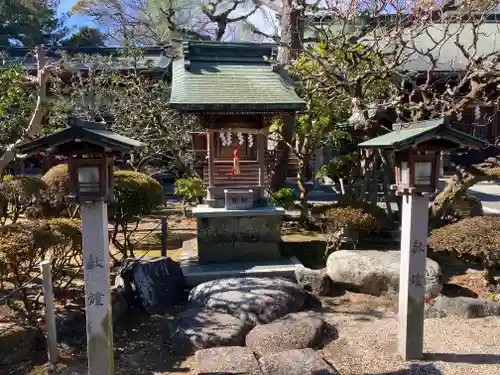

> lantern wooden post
[81,199,115,374]
[397,188,429,360]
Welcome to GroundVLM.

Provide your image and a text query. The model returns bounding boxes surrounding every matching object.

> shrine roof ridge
[181,40,278,67]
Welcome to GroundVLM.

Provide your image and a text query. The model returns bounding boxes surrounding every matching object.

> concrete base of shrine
[192,204,285,264]
[180,238,302,287]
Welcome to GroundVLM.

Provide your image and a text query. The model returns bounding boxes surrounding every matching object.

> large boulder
[195,346,262,375]
[326,250,442,299]
[258,348,338,375]
[0,322,38,366]
[126,257,185,314]
[174,306,249,350]
[295,267,333,296]
[432,296,500,318]
[246,312,325,357]
[110,285,133,323]
[188,277,308,325]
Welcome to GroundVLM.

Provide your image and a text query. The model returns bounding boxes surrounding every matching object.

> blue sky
[57,0,96,29]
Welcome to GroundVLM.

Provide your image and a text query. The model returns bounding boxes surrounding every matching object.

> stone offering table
[193,205,285,264]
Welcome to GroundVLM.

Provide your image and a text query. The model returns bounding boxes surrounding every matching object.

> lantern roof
[17,117,144,156]
[358,116,487,151]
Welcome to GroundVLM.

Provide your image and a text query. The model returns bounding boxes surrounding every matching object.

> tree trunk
[430,169,479,223]
[269,0,304,192]
[0,46,48,172]
[297,156,309,218]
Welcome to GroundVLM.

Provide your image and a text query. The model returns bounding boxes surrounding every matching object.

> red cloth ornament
[232,144,240,176]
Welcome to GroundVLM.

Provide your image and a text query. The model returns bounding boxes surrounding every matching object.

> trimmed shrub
[322,206,377,233]
[42,218,83,286]
[110,170,165,224]
[313,201,389,232]
[428,216,500,285]
[319,204,386,257]
[0,175,47,222]
[0,219,82,319]
[109,170,165,257]
[270,187,296,209]
[174,177,205,215]
[41,163,70,196]
[40,164,73,218]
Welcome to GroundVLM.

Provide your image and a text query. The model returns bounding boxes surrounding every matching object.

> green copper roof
[359,117,487,150]
[17,117,143,156]
[169,41,306,111]
[1,47,171,73]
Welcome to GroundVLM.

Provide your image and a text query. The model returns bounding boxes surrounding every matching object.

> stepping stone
[195,346,262,375]
[326,250,442,299]
[433,295,500,318]
[246,312,325,357]
[175,307,248,350]
[259,348,338,375]
[188,277,308,325]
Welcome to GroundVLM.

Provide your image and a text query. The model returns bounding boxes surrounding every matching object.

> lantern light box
[359,116,487,195]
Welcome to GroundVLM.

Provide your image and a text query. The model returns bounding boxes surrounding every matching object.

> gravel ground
[25,292,500,375]
[318,292,500,375]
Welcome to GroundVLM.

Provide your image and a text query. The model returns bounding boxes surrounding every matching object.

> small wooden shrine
[169,40,305,265]
[170,40,305,208]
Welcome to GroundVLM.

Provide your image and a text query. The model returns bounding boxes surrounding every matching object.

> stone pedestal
[193,205,285,264]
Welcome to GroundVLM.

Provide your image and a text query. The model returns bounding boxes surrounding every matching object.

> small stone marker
[398,194,429,360]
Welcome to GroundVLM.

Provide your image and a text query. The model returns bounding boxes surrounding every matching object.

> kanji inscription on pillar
[398,193,429,361]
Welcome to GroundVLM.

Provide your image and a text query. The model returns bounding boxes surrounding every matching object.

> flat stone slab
[188,277,308,325]
[259,348,338,375]
[193,204,285,218]
[432,295,500,318]
[326,250,442,299]
[195,346,262,375]
[180,246,302,287]
[246,312,326,357]
[175,307,248,350]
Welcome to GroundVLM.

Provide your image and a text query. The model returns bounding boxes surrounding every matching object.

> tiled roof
[397,23,500,71]
[0,46,172,72]
[169,41,306,111]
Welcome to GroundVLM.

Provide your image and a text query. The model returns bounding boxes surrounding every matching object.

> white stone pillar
[398,192,429,361]
[81,201,115,374]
